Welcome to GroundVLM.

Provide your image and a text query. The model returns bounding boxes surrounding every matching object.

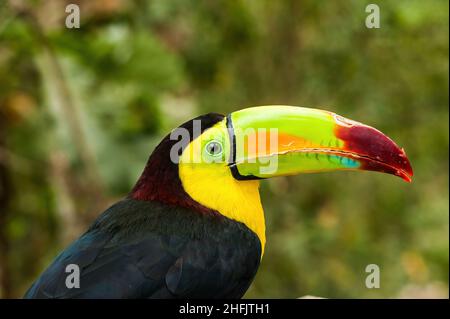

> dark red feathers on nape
[130,113,224,213]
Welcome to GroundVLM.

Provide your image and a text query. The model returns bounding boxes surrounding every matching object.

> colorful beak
[227,105,413,182]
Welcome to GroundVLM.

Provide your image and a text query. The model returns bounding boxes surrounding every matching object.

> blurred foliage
[0,0,448,298]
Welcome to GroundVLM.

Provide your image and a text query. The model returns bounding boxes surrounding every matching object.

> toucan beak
[227,105,413,182]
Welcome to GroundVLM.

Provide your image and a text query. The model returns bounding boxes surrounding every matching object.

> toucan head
[132,105,413,253]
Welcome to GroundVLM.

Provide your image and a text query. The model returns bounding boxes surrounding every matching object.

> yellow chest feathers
[179,163,266,256]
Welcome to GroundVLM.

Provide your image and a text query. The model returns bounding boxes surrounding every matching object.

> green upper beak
[227,105,413,182]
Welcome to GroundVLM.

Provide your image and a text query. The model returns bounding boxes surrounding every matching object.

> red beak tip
[403,175,413,183]
[397,170,413,183]
[397,147,413,179]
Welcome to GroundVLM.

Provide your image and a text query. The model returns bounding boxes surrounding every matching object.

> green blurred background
[0,0,448,298]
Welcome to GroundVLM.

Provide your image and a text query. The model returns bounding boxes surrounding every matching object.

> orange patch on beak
[243,132,323,158]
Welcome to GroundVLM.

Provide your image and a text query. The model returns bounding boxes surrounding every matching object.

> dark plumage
[24,199,261,298]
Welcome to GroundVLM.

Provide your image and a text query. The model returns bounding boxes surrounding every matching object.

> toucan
[24,105,413,298]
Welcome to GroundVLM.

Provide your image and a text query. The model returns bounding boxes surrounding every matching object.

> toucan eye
[205,141,223,156]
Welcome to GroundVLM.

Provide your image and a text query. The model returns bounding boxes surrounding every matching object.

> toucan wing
[24,199,258,298]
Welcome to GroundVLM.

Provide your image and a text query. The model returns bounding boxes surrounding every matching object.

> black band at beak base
[226,114,264,181]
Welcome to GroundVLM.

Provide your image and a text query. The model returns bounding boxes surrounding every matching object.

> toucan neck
[178,162,266,256]
[130,140,214,215]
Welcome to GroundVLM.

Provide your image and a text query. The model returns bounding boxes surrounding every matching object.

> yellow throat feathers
[178,121,266,256]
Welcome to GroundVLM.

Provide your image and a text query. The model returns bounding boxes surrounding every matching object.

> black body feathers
[24,199,261,298]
